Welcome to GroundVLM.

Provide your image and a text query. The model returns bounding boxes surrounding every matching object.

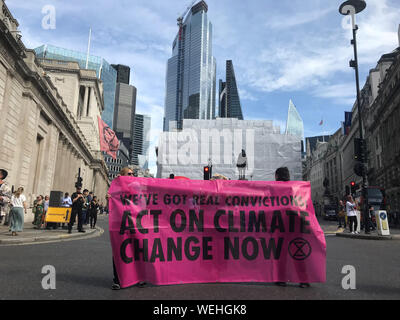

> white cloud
[266,6,335,30]
[238,88,258,101]
[7,0,400,175]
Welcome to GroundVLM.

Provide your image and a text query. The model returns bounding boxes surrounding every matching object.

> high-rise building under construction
[163,0,216,131]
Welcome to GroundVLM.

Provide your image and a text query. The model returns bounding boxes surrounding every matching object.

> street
[1,216,399,300]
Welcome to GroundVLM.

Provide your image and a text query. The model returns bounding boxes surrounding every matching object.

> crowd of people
[66,187,106,233]
[0,167,108,236]
[337,196,377,234]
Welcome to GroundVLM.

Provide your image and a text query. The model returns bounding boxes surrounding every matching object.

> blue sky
[7,0,400,174]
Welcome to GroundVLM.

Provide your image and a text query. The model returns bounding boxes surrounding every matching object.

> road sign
[45,207,71,223]
[375,210,390,236]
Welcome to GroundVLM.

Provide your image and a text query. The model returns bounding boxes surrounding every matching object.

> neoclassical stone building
[0,0,109,216]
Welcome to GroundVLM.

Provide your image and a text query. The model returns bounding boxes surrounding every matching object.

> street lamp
[339,0,370,234]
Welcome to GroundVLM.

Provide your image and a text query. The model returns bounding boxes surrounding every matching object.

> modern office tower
[163,0,216,131]
[218,60,243,119]
[34,44,117,128]
[113,82,137,155]
[285,99,304,139]
[132,114,151,169]
[111,64,130,85]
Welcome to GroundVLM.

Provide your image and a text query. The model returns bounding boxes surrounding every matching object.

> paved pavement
[0,217,105,245]
[2,216,400,300]
[1,215,398,246]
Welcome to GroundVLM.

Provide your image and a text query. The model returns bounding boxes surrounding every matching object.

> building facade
[219,60,243,120]
[103,140,130,180]
[0,0,109,221]
[34,44,117,128]
[303,41,400,217]
[113,82,136,155]
[157,118,302,181]
[131,114,151,169]
[163,0,216,131]
[111,64,130,85]
[364,48,400,213]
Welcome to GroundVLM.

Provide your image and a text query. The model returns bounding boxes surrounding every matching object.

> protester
[346,195,358,234]
[61,192,72,229]
[111,167,136,290]
[81,189,90,227]
[9,187,27,236]
[89,196,99,229]
[34,195,45,229]
[368,205,376,232]
[62,192,72,207]
[338,200,346,229]
[32,195,40,225]
[0,169,12,226]
[44,195,53,229]
[68,187,86,233]
[274,167,310,288]
[85,192,93,225]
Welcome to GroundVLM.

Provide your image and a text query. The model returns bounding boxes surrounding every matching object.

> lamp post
[339,0,370,234]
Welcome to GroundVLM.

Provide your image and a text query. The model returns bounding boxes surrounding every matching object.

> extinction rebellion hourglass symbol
[103,126,119,153]
[288,238,312,261]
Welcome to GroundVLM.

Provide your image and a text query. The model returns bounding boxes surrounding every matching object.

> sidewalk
[335,227,400,240]
[318,217,400,240]
[0,220,104,245]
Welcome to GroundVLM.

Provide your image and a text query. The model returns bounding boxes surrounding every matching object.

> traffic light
[354,138,366,162]
[350,181,356,195]
[203,166,210,180]
[354,162,366,177]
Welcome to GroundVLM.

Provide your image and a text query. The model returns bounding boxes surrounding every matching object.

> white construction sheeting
[157,118,302,181]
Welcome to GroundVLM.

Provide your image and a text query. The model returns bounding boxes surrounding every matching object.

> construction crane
[176,0,196,129]
[177,0,196,34]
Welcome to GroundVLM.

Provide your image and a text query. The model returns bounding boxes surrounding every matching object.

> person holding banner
[274,167,311,289]
[111,167,133,290]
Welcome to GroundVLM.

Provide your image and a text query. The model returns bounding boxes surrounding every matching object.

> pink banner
[109,177,326,288]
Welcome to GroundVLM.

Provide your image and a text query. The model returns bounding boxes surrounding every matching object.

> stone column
[82,86,89,119]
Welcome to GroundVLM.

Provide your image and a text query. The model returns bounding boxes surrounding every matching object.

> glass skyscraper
[163,0,216,131]
[219,60,243,120]
[285,99,304,139]
[132,114,151,170]
[34,44,117,128]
